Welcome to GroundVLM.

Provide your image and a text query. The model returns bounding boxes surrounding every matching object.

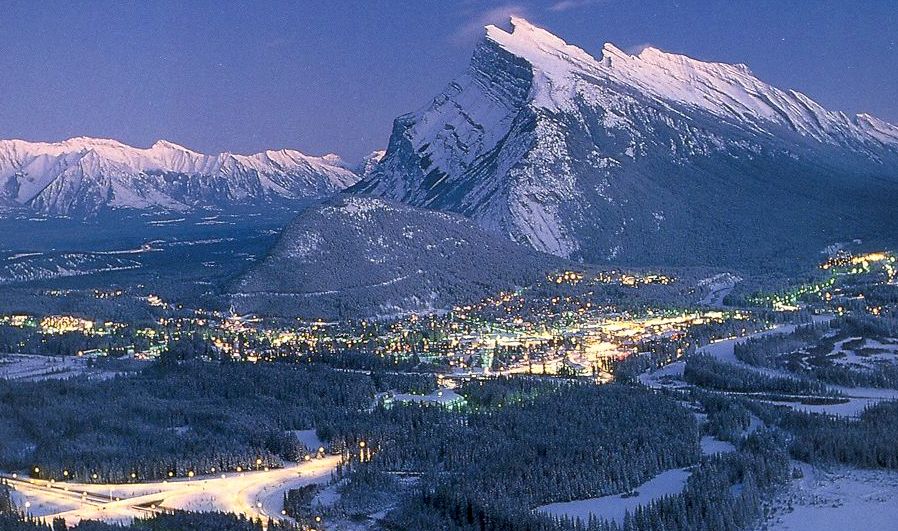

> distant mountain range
[0,137,364,217]
[351,17,898,270]
[232,196,563,320]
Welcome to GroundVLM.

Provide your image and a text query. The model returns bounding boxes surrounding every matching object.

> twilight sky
[1,1,896,162]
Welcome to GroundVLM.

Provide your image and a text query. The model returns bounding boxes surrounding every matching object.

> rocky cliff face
[352,17,898,270]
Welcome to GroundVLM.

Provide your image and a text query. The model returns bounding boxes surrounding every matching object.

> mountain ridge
[0,136,361,217]
[350,17,898,270]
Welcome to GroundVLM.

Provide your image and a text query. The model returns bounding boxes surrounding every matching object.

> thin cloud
[451,4,531,47]
[549,0,602,12]
[625,42,657,55]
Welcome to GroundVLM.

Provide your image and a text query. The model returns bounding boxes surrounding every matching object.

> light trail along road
[4,455,341,527]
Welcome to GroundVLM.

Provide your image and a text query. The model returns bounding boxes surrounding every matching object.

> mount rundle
[352,17,898,268]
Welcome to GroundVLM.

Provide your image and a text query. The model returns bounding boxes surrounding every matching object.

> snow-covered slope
[0,137,360,216]
[484,19,898,151]
[0,252,140,285]
[232,196,564,320]
[352,17,898,270]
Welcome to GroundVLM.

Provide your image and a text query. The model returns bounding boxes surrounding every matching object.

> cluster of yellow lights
[0,314,32,327]
[595,271,674,287]
[821,251,895,271]
[549,271,585,285]
[39,315,94,335]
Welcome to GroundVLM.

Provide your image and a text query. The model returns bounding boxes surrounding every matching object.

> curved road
[5,455,340,527]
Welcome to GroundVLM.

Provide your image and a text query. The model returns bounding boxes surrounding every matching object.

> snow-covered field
[536,468,692,525]
[700,436,736,456]
[697,273,741,307]
[830,337,898,370]
[0,353,131,381]
[291,429,325,452]
[764,464,898,531]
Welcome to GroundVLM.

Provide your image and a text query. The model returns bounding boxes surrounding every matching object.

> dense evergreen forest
[312,378,793,530]
[748,400,898,469]
[0,361,432,483]
[2,350,896,530]
[683,354,837,396]
[734,315,898,389]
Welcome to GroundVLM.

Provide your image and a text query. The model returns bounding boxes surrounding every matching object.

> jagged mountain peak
[149,139,195,153]
[485,16,597,70]
[355,150,386,178]
[477,18,897,150]
[0,136,361,217]
[352,17,898,270]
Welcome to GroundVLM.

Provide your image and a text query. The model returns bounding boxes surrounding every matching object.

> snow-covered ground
[639,324,801,388]
[291,429,326,454]
[700,436,736,456]
[764,464,898,531]
[536,468,692,525]
[758,396,883,417]
[0,353,132,381]
[830,337,898,370]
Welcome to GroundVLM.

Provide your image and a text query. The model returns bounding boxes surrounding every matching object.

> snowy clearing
[700,436,736,456]
[536,468,691,525]
[764,464,898,531]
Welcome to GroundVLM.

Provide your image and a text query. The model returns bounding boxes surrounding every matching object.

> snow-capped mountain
[233,196,563,319]
[0,137,360,217]
[352,17,898,270]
